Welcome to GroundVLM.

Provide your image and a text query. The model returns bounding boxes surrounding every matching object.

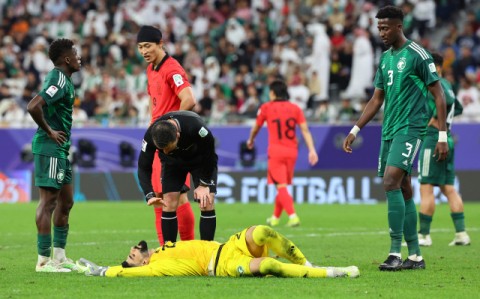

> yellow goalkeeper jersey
[105,240,221,277]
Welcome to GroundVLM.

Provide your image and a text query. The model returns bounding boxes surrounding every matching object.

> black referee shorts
[161,164,218,196]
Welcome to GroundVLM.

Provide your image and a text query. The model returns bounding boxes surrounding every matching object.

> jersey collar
[390,39,411,56]
[273,98,288,102]
[152,53,170,72]
[54,68,72,81]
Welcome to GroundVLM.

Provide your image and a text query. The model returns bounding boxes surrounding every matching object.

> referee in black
[138,111,218,243]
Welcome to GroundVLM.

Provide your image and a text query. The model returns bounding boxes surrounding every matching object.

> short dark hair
[152,121,177,148]
[270,80,289,100]
[121,240,149,268]
[375,6,404,21]
[48,39,75,64]
[430,51,444,68]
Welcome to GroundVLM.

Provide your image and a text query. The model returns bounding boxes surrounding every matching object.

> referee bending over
[138,111,218,243]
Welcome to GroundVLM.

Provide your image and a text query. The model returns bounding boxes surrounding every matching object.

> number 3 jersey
[255,99,306,156]
[373,40,439,141]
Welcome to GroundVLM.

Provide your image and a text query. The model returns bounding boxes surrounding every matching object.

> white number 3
[402,142,412,157]
[387,70,393,86]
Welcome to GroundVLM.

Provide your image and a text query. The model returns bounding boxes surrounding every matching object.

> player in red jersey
[247,80,318,227]
[137,25,196,245]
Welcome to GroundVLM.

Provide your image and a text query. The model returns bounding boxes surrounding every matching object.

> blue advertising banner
[1,124,480,172]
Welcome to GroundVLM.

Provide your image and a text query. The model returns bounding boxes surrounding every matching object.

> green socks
[404,199,421,257]
[386,189,405,254]
[451,212,466,233]
[37,234,52,257]
[53,225,69,249]
[419,213,433,235]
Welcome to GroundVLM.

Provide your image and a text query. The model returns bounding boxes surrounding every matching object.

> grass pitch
[0,202,479,298]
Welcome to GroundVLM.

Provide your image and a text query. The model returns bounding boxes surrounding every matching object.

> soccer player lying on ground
[77,225,359,278]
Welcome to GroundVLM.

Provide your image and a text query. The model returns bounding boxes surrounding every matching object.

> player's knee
[253,225,277,244]
[259,258,282,276]
[383,176,400,191]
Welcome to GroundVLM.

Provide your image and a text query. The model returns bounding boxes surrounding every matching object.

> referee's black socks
[161,211,178,243]
[200,210,216,241]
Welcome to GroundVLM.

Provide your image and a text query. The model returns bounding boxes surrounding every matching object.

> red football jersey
[256,100,306,155]
[147,54,191,124]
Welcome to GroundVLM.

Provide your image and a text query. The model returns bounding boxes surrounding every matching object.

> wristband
[145,192,155,201]
[438,131,447,142]
[349,125,360,137]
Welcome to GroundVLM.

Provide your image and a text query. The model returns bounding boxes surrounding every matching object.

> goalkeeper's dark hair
[48,39,75,64]
[430,52,444,68]
[270,80,289,100]
[375,6,404,21]
[152,120,177,148]
[121,240,149,268]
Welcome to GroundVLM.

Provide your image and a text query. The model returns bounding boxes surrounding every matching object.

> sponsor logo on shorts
[199,127,208,138]
[57,169,65,183]
[237,265,245,276]
[173,74,184,87]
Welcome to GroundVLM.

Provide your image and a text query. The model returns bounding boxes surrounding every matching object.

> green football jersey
[32,68,75,158]
[373,40,440,141]
[427,77,463,135]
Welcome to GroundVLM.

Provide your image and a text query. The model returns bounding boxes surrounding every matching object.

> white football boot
[449,232,470,246]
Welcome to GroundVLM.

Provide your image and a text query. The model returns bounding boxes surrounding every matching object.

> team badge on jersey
[397,58,407,71]
[142,139,147,152]
[199,127,208,138]
[46,85,58,97]
[237,266,245,276]
[57,169,65,183]
[429,63,436,73]
[173,74,184,87]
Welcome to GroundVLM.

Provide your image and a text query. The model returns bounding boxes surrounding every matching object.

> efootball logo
[397,58,406,71]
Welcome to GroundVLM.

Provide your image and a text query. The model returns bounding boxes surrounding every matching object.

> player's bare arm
[343,88,385,153]
[247,123,261,150]
[299,122,318,166]
[27,95,67,146]
[178,87,196,111]
[427,81,449,162]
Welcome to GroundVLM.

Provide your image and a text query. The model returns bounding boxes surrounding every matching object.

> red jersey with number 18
[147,54,191,124]
[256,100,306,156]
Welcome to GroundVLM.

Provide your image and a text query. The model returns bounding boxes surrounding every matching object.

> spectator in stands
[308,71,321,105]
[456,76,480,122]
[330,24,345,51]
[455,47,477,81]
[196,89,213,117]
[240,85,260,117]
[467,11,480,33]
[73,103,88,124]
[307,22,330,101]
[401,3,415,38]
[337,98,357,124]
[413,0,436,38]
[315,100,337,124]
[252,39,273,70]
[344,27,373,100]
[287,76,309,111]
[3,100,24,127]
[456,23,479,51]
[328,2,346,28]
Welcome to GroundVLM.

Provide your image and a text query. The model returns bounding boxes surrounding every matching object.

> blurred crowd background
[0,0,479,128]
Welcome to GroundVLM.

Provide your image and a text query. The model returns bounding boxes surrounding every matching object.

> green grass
[0,202,479,299]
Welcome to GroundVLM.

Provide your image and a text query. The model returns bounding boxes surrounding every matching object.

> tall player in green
[27,39,81,272]
[343,6,449,271]
[414,52,470,247]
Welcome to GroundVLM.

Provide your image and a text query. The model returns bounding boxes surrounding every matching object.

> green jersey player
[343,6,449,271]
[27,39,81,272]
[415,52,470,247]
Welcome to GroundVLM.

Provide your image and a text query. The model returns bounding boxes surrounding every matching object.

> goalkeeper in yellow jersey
[78,225,359,278]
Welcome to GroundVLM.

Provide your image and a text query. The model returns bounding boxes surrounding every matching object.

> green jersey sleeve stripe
[58,72,66,88]
[409,43,428,60]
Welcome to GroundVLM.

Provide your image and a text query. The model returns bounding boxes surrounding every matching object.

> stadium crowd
[0,0,479,127]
